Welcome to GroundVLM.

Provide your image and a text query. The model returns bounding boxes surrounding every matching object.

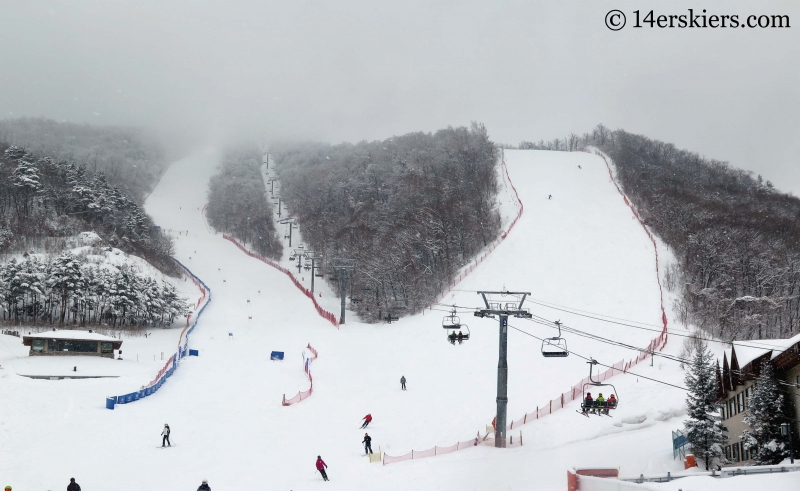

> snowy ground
[1,148,796,490]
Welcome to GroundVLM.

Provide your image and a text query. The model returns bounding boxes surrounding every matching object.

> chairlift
[541,320,569,358]
[442,306,470,344]
[578,359,619,417]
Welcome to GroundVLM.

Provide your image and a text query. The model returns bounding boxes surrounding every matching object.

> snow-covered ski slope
[0,148,739,490]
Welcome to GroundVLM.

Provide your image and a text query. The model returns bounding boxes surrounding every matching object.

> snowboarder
[197,479,210,491]
[316,456,329,481]
[400,375,406,390]
[67,478,81,491]
[360,414,372,429]
[161,423,171,447]
[363,433,373,455]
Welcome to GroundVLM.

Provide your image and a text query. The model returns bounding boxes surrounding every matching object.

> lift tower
[474,291,532,448]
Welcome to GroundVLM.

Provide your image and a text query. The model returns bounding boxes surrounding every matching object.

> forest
[205,145,283,260]
[0,252,190,328]
[0,143,178,275]
[273,123,500,322]
[0,117,172,203]
[598,130,800,341]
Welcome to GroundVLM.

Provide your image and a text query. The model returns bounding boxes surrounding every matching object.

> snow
[0,148,791,490]
[23,330,120,341]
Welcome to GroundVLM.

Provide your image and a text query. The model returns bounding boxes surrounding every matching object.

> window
[32,339,44,351]
[48,339,98,353]
[721,405,727,420]
[737,393,744,412]
[725,445,731,459]
[742,443,749,461]
[100,342,113,354]
[732,442,739,461]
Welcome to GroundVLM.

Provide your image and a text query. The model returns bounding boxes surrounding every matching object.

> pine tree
[741,361,788,465]
[684,342,728,470]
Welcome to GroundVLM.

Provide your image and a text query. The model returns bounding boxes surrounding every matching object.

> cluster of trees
[0,117,171,202]
[205,146,283,260]
[0,252,190,328]
[518,124,612,152]
[273,123,500,322]
[0,144,178,275]
[597,130,800,341]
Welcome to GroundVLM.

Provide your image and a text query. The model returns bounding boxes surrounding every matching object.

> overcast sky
[1,0,798,193]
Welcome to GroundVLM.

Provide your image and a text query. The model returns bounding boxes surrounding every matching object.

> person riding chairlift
[448,332,457,345]
[604,394,617,414]
[457,331,464,344]
[582,392,593,415]
[595,393,606,414]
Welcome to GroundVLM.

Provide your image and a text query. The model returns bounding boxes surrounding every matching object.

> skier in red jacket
[316,456,329,481]
[360,413,372,429]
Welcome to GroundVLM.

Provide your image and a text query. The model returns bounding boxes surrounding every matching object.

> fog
[1,0,798,193]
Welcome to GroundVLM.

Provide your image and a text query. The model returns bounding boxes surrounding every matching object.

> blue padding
[270,351,285,361]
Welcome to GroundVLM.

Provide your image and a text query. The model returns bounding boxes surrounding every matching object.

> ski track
[0,148,739,490]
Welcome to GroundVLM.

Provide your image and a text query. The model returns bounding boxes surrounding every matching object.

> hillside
[0,148,712,490]
[0,117,172,203]
[272,123,501,321]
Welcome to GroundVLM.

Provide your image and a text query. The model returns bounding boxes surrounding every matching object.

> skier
[67,478,81,491]
[548,195,552,200]
[197,479,210,491]
[578,165,582,169]
[581,393,593,415]
[605,394,617,414]
[316,456,329,481]
[596,393,606,415]
[448,332,456,344]
[363,433,373,455]
[360,413,372,429]
[457,331,464,344]
[400,375,406,390]
[161,423,171,447]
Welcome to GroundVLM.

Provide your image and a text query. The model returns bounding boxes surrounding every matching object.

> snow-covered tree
[741,361,788,465]
[684,342,728,470]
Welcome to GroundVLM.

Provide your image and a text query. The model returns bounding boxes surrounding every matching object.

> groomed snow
[2,148,793,490]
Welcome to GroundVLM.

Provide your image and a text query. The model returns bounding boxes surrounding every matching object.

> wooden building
[22,330,122,359]
[715,334,800,466]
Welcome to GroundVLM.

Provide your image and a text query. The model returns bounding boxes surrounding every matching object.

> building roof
[717,333,800,400]
[23,330,119,342]
[21,330,123,349]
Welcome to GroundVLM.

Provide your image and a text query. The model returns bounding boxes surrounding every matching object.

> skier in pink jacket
[316,456,329,481]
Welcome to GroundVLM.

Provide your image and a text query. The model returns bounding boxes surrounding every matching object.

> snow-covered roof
[22,330,120,342]
[730,332,800,366]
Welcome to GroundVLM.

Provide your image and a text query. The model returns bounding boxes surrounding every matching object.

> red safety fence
[282,343,318,406]
[431,158,524,305]
[222,235,339,329]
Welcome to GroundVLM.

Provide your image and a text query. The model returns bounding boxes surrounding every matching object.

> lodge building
[716,334,800,466]
[22,330,122,359]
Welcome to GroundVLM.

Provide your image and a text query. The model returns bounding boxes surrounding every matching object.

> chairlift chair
[541,320,569,358]
[579,359,619,416]
[442,306,470,344]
